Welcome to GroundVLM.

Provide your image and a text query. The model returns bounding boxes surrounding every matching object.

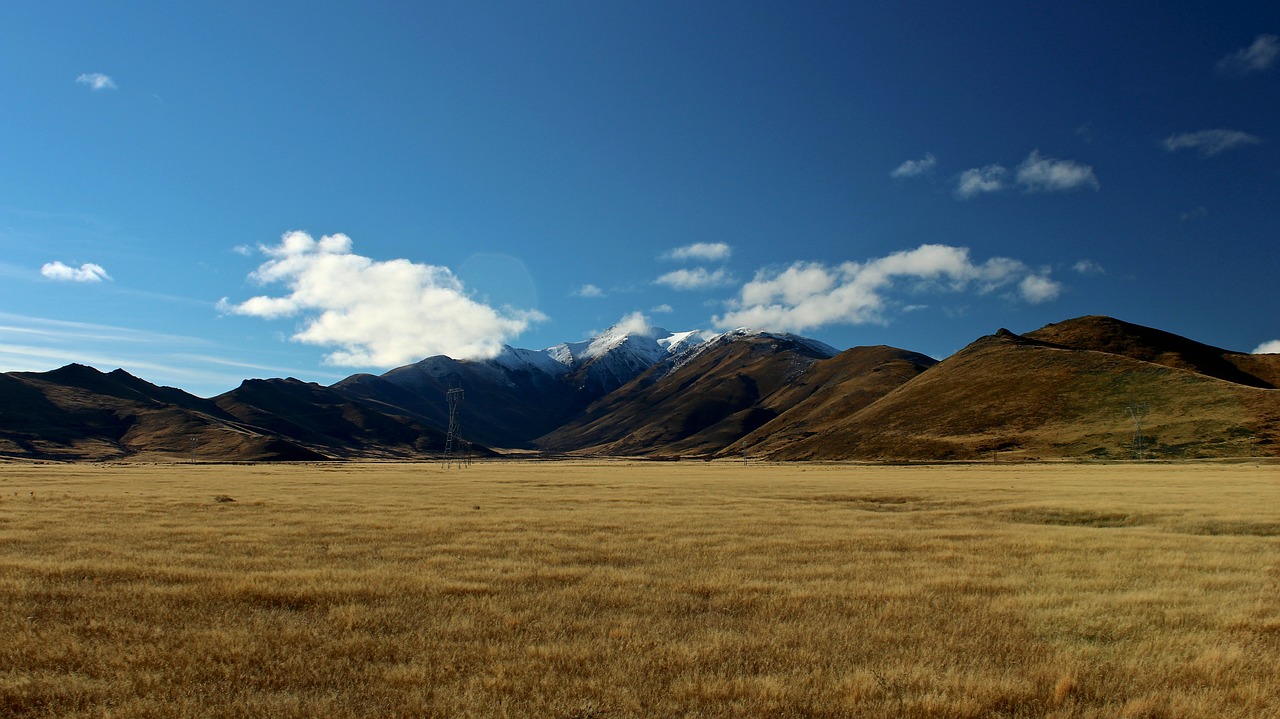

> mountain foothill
[1,316,1276,463]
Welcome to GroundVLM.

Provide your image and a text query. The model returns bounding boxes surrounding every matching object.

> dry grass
[1,460,1277,717]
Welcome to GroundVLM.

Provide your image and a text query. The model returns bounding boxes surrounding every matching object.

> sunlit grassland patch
[0,460,1276,717]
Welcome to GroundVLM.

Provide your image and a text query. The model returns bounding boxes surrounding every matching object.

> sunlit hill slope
[0,316,1275,461]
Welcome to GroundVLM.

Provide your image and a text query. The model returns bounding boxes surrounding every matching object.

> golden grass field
[1,460,1277,718]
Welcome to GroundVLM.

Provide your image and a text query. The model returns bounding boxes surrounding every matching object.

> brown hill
[722,345,937,457]
[772,324,1279,461]
[0,365,325,462]
[536,333,853,456]
[1026,315,1280,388]
[3,316,1273,462]
[213,378,453,459]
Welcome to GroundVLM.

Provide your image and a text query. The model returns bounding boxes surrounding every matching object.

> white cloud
[955,165,1007,198]
[715,244,1059,332]
[655,267,733,290]
[1015,151,1099,193]
[611,311,654,337]
[890,153,937,179]
[76,73,117,91]
[1163,129,1261,157]
[1018,274,1062,303]
[575,283,605,298]
[1072,259,1105,275]
[232,245,253,256]
[218,231,546,366]
[41,261,111,282]
[650,303,674,314]
[1218,34,1279,75]
[662,242,732,262]
[1253,340,1280,354]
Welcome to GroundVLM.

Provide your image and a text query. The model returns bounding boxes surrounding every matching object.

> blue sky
[2,2,1277,397]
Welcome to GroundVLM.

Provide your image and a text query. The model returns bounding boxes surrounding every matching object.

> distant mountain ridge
[0,315,1276,462]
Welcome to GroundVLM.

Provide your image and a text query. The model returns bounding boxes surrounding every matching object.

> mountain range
[1,316,1276,462]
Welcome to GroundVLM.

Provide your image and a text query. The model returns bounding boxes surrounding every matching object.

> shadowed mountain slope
[0,366,325,461]
[722,345,937,458]
[333,326,709,448]
[212,378,454,459]
[535,332,848,456]
[332,357,581,449]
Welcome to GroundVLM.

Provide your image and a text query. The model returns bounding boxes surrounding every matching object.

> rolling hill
[0,316,1275,462]
[768,319,1280,461]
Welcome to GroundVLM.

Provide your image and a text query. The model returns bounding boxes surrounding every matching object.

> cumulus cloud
[41,261,111,282]
[714,244,1060,332]
[76,73,117,91]
[575,283,605,298]
[955,165,1008,198]
[650,303,674,314]
[1218,34,1279,75]
[218,231,545,366]
[1018,274,1062,303]
[1015,151,1099,192]
[890,153,937,179]
[655,267,733,290]
[1253,340,1280,354]
[661,242,732,262]
[611,311,654,337]
[1163,129,1261,157]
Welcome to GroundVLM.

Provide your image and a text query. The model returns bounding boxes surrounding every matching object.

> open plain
[1,460,1277,718]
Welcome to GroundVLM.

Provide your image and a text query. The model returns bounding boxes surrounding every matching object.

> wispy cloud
[1015,151,1099,192]
[0,313,260,395]
[650,303,674,314]
[956,151,1099,198]
[41,261,111,282]
[890,153,937,179]
[1218,34,1279,75]
[574,283,605,298]
[655,267,734,291]
[75,72,117,91]
[1253,340,1280,354]
[218,231,546,366]
[661,242,732,262]
[1072,259,1105,275]
[1163,129,1261,157]
[714,244,1060,333]
[955,165,1007,198]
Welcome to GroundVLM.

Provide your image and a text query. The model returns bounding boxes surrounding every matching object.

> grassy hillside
[775,329,1279,461]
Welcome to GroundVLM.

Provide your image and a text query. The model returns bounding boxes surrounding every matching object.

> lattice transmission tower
[443,387,465,468]
[1127,402,1149,460]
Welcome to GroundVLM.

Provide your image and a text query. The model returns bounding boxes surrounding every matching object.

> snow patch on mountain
[391,323,832,396]
[492,345,571,377]
[665,328,839,374]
